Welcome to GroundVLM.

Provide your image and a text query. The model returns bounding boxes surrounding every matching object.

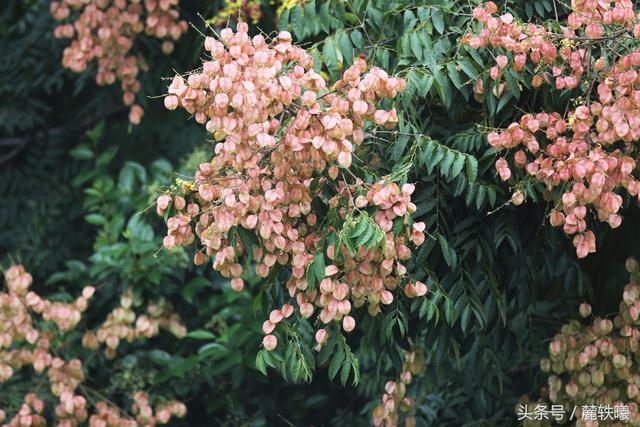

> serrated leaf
[444,298,455,324]
[458,60,479,80]
[328,351,345,380]
[291,5,305,40]
[420,137,436,165]
[340,359,352,385]
[439,149,455,176]
[306,262,317,289]
[351,215,369,238]
[256,350,268,376]
[323,37,337,70]
[403,9,416,30]
[356,223,375,248]
[428,145,445,173]
[432,9,445,34]
[337,32,353,65]
[446,62,462,89]
[313,251,326,282]
[504,70,520,99]
[466,156,478,182]
[475,185,486,210]
[392,135,410,161]
[350,29,364,48]
[410,32,423,60]
[450,153,466,179]
[438,233,453,267]
[432,66,452,108]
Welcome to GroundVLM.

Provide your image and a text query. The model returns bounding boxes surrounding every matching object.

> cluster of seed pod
[50,0,188,123]
[465,1,640,258]
[0,266,187,426]
[372,346,425,427]
[522,258,640,426]
[82,290,187,358]
[158,23,429,352]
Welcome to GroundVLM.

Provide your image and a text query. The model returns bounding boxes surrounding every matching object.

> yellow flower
[176,179,196,192]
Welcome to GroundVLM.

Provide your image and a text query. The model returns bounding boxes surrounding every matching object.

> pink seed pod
[262,320,275,335]
[414,281,427,297]
[262,334,277,351]
[565,382,579,397]
[342,316,356,332]
[315,328,328,345]
[300,303,314,318]
[82,286,96,299]
[511,190,525,206]
[281,304,294,318]
[380,290,394,305]
[579,303,592,318]
[269,310,283,324]
[230,278,244,292]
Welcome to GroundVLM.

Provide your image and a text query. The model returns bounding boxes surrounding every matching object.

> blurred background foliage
[1,0,640,426]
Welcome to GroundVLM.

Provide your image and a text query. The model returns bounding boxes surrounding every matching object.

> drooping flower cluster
[521,258,640,426]
[158,23,427,351]
[372,346,425,427]
[0,266,186,426]
[50,0,188,123]
[82,290,186,359]
[465,1,640,258]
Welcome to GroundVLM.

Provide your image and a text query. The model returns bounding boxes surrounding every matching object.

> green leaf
[504,70,521,99]
[188,330,216,340]
[291,5,305,40]
[350,29,364,48]
[356,223,375,248]
[432,9,445,34]
[438,233,453,267]
[466,156,478,182]
[313,251,326,282]
[340,359,352,385]
[198,343,228,360]
[337,32,353,65]
[403,9,417,30]
[85,213,107,225]
[446,62,462,89]
[458,60,479,80]
[410,32,423,60]
[323,37,338,70]
[328,351,345,380]
[475,185,486,210]
[450,153,466,179]
[392,135,410,161]
[237,227,258,251]
[439,149,455,177]
[432,66,452,108]
[420,137,436,165]
[256,350,268,376]
[428,145,445,173]
[148,349,172,365]
[69,146,93,160]
[351,215,369,238]
[306,262,317,289]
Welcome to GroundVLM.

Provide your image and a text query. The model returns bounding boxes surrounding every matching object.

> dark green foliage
[3,0,640,426]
